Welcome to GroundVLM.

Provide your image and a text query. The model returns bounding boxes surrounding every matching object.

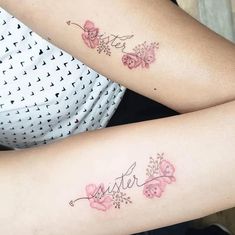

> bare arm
[1,0,235,112]
[1,100,235,235]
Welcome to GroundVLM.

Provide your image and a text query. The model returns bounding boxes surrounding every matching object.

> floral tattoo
[69,153,175,212]
[66,20,159,69]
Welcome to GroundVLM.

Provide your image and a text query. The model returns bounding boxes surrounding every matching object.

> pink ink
[86,184,113,211]
[122,53,142,69]
[82,20,100,49]
[159,160,176,183]
[69,154,175,210]
[143,177,166,198]
[122,42,159,69]
[142,46,156,68]
[67,20,160,69]
[143,154,175,199]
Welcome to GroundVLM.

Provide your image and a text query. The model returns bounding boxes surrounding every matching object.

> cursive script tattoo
[69,153,175,211]
[66,20,159,69]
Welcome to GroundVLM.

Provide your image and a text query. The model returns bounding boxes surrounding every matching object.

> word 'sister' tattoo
[69,153,176,211]
[66,20,159,69]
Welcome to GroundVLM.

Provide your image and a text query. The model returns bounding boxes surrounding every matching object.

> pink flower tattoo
[66,19,160,69]
[86,184,113,211]
[122,42,159,69]
[143,154,176,199]
[82,20,100,49]
[69,153,175,211]
[122,53,142,69]
[143,178,166,198]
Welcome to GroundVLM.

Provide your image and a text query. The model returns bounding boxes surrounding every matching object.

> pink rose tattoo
[86,184,113,211]
[66,20,159,69]
[160,160,176,182]
[82,20,100,49]
[122,42,159,69]
[143,154,176,199]
[122,53,142,69]
[143,178,166,198]
[69,153,175,211]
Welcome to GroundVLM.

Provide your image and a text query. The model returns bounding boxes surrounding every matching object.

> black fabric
[186,225,230,235]
[108,89,179,127]
[0,145,12,151]
[171,0,178,5]
[133,222,190,235]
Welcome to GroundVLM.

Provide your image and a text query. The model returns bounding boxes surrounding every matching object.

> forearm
[1,0,235,112]
[1,101,235,235]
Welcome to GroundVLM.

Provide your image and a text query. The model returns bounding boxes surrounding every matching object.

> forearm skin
[0,100,235,235]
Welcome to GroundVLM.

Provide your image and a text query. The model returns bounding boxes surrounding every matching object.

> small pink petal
[86,184,97,197]
[161,177,172,184]
[82,34,92,48]
[90,201,107,211]
[160,160,175,176]
[90,38,99,48]
[84,20,95,30]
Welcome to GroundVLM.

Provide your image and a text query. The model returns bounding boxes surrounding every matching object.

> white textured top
[0,8,126,149]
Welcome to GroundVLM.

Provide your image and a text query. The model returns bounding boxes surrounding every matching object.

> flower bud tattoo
[69,153,176,212]
[66,20,159,69]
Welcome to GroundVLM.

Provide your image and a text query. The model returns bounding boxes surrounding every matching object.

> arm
[1,101,235,235]
[1,0,235,112]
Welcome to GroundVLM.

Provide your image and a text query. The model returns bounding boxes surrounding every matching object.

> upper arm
[1,0,235,112]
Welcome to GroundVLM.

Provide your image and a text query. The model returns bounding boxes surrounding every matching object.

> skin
[0,0,235,234]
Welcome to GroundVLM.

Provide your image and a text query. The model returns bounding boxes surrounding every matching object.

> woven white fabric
[0,8,126,148]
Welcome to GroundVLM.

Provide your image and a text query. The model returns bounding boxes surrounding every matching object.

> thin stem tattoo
[69,153,176,211]
[66,20,159,69]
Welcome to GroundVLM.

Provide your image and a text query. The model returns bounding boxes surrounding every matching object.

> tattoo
[66,20,159,69]
[69,153,175,211]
